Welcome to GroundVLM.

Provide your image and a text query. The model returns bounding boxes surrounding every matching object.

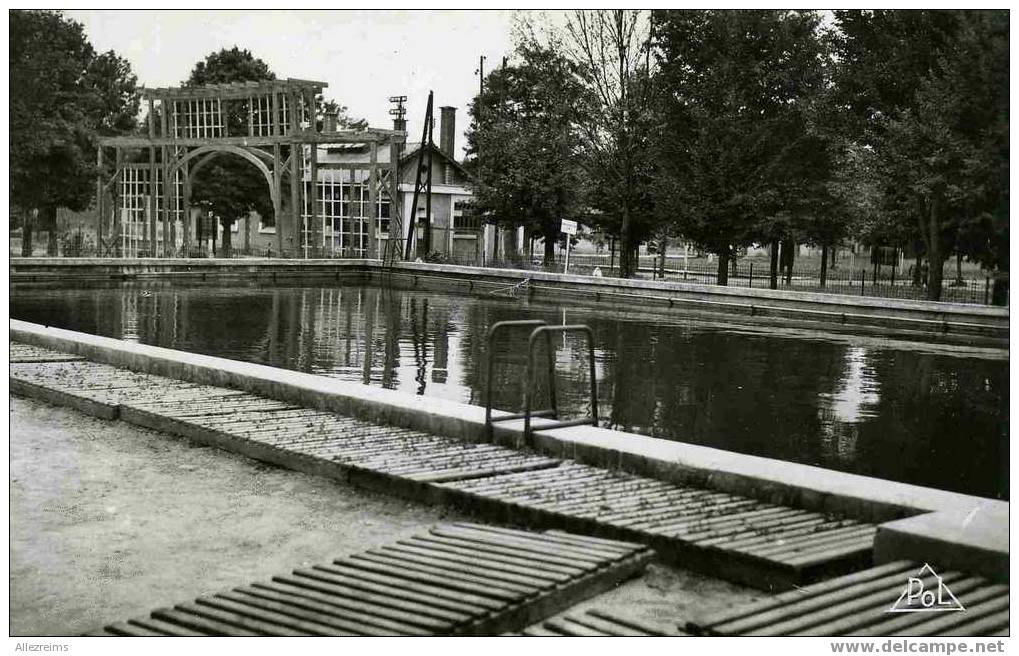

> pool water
[10,281,1009,500]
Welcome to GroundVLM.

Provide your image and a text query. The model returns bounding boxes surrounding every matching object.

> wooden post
[309,141,319,258]
[288,90,299,133]
[160,101,170,255]
[161,146,171,256]
[114,147,123,256]
[368,140,379,259]
[271,88,280,137]
[289,142,300,259]
[183,159,191,254]
[147,98,157,257]
[96,146,104,254]
[273,143,283,257]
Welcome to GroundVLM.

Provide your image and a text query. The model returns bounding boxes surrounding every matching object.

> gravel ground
[9,394,761,637]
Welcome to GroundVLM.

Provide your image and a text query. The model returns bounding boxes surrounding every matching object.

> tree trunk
[769,240,779,290]
[244,214,251,255]
[658,236,667,280]
[21,210,34,257]
[716,250,729,286]
[924,194,945,302]
[543,225,556,267]
[609,237,616,275]
[820,243,829,287]
[44,205,58,256]
[955,253,963,285]
[912,252,923,286]
[221,218,232,258]
[991,277,1008,306]
[618,204,633,278]
[211,217,218,257]
[782,239,795,285]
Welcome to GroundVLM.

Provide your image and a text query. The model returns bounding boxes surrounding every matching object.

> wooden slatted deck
[439,464,876,589]
[11,340,879,590]
[9,342,85,363]
[687,560,1010,637]
[84,523,654,636]
[517,608,686,636]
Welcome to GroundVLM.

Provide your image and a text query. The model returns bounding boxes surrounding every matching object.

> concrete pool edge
[9,319,1009,581]
[10,257,1009,344]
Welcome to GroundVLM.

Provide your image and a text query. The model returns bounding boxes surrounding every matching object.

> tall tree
[563,10,657,278]
[466,41,591,266]
[10,10,138,255]
[654,10,831,286]
[836,10,1008,302]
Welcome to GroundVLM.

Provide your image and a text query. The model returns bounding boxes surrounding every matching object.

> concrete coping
[9,319,1008,580]
[386,261,1009,319]
[10,256,1008,319]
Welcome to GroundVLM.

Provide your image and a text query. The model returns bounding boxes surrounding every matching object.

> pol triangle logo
[887,563,965,613]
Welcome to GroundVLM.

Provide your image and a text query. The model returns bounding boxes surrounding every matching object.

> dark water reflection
[10,282,1008,500]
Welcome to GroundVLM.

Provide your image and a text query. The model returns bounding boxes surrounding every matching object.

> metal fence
[649,259,998,305]
[13,231,1005,306]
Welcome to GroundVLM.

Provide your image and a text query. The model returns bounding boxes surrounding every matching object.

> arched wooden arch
[170,144,278,207]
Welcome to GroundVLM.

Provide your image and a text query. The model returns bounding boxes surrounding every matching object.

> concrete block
[874,504,1009,582]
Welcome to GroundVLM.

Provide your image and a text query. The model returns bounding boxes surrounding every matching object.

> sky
[66,9,567,158]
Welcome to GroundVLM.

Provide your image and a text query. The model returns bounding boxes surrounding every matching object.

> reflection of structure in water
[818,347,881,462]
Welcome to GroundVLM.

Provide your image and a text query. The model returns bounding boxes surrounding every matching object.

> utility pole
[404,91,434,259]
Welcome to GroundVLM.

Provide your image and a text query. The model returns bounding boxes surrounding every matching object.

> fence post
[860,269,865,295]
[985,276,990,305]
[749,263,753,288]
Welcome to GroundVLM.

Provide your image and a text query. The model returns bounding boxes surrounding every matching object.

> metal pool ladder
[484,319,599,444]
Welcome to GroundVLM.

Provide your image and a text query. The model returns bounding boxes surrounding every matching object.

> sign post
[561,218,577,274]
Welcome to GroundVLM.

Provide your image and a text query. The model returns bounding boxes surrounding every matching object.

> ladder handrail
[524,325,599,443]
[484,319,555,439]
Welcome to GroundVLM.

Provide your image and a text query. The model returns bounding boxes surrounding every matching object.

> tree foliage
[563,10,657,278]
[466,41,592,265]
[835,10,1009,301]
[10,9,138,252]
[653,10,831,284]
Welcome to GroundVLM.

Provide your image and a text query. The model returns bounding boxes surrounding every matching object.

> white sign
[560,219,577,235]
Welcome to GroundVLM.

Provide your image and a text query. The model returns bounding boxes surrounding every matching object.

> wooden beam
[140,79,325,101]
[389,137,401,252]
[97,131,398,148]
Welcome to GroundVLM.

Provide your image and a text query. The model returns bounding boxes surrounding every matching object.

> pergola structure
[95,78,405,258]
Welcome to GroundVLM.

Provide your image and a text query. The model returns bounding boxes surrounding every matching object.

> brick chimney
[323,111,337,133]
[439,106,456,159]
